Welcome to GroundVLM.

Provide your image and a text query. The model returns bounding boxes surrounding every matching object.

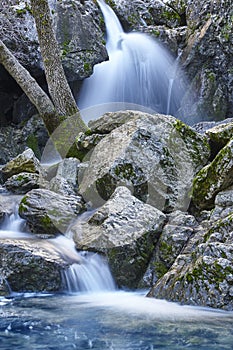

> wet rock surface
[72,186,166,288]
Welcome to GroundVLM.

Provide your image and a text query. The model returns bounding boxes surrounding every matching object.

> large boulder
[0,148,45,182]
[148,211,233,310]
[141,210,197,287]
[192,139,233,210]
[78,111,210,212]
[0,238,77,295]
[18,189,85,235]
[71,186,166,288]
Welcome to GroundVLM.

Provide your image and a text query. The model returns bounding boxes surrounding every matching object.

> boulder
[49,158,80,195]
[72,186,166,288]
[192,139,233,210]
[19,189,85,235]
[209,187,233,222]
[4,172,42,194]
[148,212,233,310]
[206,121,233,157]
[141,211,197,287]
[1,148,45,182]
[0,238,73,294]
[78,111,210,212]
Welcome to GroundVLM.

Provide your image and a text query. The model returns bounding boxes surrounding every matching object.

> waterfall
[0,201,116,294]
[62,251,116,293]
[78,0,185,122]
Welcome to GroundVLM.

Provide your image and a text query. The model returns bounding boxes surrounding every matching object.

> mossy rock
[192,139,233,210]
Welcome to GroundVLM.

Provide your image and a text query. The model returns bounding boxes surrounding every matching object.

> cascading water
[78,0,186,122]
[0,199,115,294]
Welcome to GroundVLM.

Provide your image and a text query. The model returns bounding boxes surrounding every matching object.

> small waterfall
[62,251,116,293]
[0,208,30,238]
[78,0,186,121]
[0,201,116,294]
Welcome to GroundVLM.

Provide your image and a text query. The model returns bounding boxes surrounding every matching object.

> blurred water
[0,291,232,350]
[78,0,186,122]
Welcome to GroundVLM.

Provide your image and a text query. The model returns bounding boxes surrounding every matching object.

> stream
[0,200,233,349]
[1,291,233,350]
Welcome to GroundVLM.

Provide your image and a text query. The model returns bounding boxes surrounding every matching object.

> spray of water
[78,0,186,121]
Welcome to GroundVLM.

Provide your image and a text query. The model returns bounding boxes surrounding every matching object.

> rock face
[0,0,107,124]
[192,139,233,210]
[148,215,233,310]
[72,186,166,288]
[142,211,197,287]
[0,238,70,294]
[19,189,85,235]
[106,0,232,122]
[78,111,210,212]
[0,115,49,165]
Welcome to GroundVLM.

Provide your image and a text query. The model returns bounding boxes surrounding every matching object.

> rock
[78,111,210,212]
[0,0,107,124]
[209,187,233,222]
[88,110,140,134]
[1,149,45,182]
[192,139,233,210]
[18,189,85,235]
[206,121,233,156]
[71,186,166,288]
[49,158,80,195]
[109,0,186,30]
[141,211,197,287]
[4,172,42,194]
[148,213,233,310]
[0,238,73,294]
[0,115,49,165]
[180,0,232,121]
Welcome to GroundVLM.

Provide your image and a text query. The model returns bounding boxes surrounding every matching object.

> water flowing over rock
[0,195,22,221]
[18,189,85,235]
[71,186,166,288]
[78,111,210,212]
[79,0,187,121]
[0,238,69,294]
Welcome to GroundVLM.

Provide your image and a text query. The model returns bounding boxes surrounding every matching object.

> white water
[78,0,185,122]
[0,202,116,293]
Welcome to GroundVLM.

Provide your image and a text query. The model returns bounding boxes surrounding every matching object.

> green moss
[18,196,28,214]
[26,134,41,160]
[192,144,232,209]
[153,261,168,278]
[40,215,53,228]
[83,62,91,72]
